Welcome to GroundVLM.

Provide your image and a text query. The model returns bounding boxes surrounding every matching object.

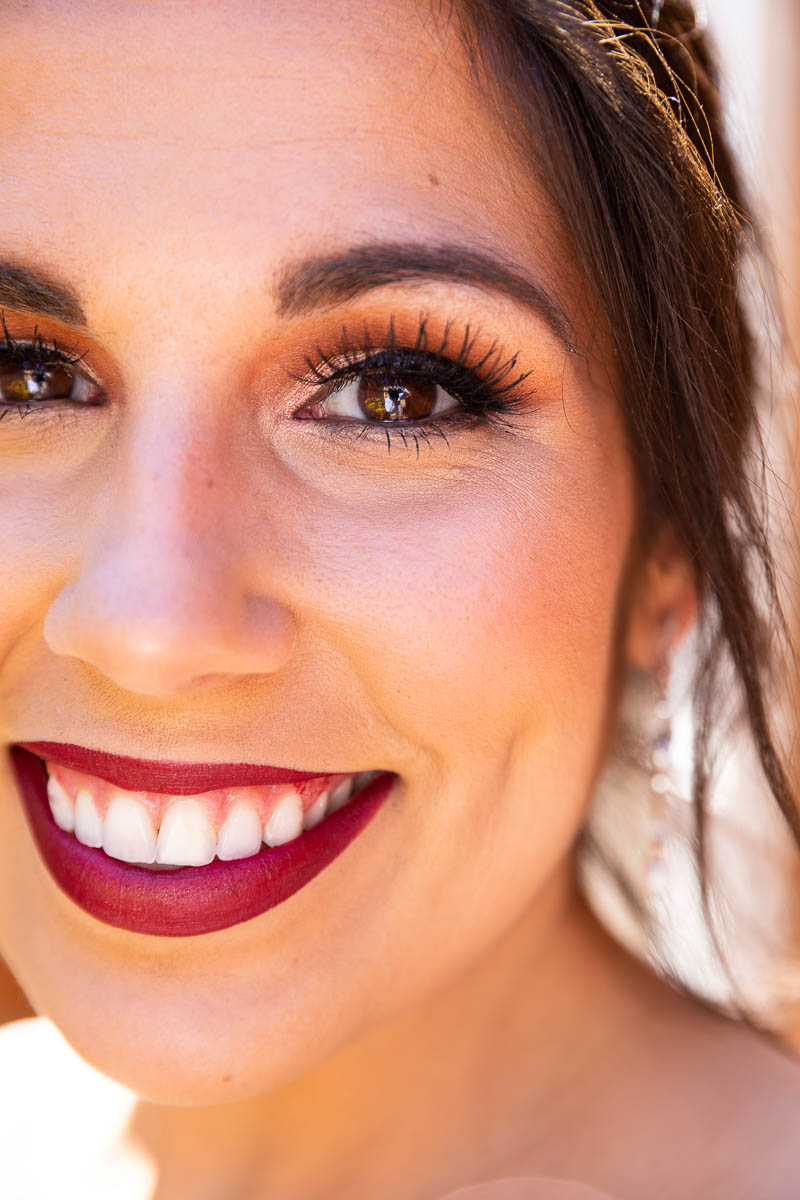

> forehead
[0,0,558,320]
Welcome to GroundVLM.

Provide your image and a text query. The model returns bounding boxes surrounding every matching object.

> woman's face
[0,0,656,1103]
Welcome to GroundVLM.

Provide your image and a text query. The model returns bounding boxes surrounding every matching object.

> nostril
[43,575,297,697]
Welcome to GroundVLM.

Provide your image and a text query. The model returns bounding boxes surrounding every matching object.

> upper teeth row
[46,771,378,868]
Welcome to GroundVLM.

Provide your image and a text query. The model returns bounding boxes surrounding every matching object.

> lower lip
[11,747,394,938]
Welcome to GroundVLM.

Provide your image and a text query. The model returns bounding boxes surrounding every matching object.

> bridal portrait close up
[1,2,800,1198]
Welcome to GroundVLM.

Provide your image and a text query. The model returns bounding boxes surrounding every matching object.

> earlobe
[623,529,699,673]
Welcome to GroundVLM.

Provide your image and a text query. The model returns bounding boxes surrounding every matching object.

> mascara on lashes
[289,315,535,451]
[0,311,535,449]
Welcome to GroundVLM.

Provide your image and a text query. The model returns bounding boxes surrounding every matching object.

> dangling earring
[644,657,676,895]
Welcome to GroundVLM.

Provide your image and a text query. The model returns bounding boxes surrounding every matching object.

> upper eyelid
[0,337,482,404]
[296,347,471,385]
[0,331,105,397]
[8,344,102,388]
[0,327,87,367]
[0,314,531,398]
[294,319,528,380]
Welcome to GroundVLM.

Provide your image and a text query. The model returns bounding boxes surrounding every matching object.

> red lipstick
[12,745,394,938]
[19,741,324,793]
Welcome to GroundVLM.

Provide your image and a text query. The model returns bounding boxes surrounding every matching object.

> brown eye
[0,363,76,404]
[0,359,99,408]
[357,374,438,422]
[294,368,457,427]
[357,376,443,424]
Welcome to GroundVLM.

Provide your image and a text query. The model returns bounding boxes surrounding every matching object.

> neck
[130,864,666,1200]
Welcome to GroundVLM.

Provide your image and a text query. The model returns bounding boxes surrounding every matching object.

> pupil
[358,374,437,421]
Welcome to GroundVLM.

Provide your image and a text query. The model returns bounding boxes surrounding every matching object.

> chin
[43,981,346,1106]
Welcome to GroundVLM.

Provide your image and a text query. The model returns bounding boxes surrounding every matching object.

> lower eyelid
[300,408,485,450]
[0,404,91,433]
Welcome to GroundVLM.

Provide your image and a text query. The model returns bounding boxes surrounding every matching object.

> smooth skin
[0,2,799,1198]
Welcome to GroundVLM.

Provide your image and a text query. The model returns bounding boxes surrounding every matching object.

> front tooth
[74,788,103,848]
[302,791,328,831]
[327,777,353,813]
[47,775,75,832]
[217,802,263,861]
[156,799,217,866]
[263,792,303,847]
[102,792,157,864]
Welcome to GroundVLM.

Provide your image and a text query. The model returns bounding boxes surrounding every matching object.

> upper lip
[17,741,341,794]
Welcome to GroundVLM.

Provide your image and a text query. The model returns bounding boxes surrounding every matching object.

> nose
[43,415,297,697]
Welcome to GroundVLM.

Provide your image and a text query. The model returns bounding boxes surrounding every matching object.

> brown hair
[453,0,799,985]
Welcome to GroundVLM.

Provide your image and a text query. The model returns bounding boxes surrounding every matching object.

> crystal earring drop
[645,671,675,895]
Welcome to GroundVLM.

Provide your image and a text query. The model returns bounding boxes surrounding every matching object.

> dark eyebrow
[274,242,576,350]
[0,245,575,348]
[0,261,86,326]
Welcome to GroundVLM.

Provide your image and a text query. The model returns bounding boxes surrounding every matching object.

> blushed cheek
[297,456,633,780]
[0,526,60,740]
[0,428,113,735]
[0,532,55,1007]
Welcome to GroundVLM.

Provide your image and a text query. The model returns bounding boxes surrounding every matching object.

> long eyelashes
[0,312,99,421]
[0,309,536,452]
[295,313,535,442]
[0,311,87,370]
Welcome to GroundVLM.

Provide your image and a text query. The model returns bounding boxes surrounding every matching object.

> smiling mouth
[40,751,381,870]
[12,743,395,937]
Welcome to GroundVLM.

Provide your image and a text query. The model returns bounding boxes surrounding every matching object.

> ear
[624,525,699,672]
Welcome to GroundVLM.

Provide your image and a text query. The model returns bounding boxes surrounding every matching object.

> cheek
[216,440,635,1082]
[0,412,635,1104]
[0,526,58,739]
[0,487,84,740]
[289,448,634,775]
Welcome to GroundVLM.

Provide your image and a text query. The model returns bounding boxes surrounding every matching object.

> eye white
[67,368,99,404]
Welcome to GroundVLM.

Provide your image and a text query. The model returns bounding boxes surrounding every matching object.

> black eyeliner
[293,314,537,451]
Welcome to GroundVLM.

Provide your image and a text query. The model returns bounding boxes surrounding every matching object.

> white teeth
[102,792,157,864]
[263,791,303,847]
[217,802,263,861]
[302,790,329,830]
[327,777,353,813]
[47,775,75,833]
[156,799,217,867]
[50,768,383,865]
[74,788,104,848]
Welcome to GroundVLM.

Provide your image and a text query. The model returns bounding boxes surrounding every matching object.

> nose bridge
[108,396,233,572]
[76,391,239,615]
[43,385,297,695]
